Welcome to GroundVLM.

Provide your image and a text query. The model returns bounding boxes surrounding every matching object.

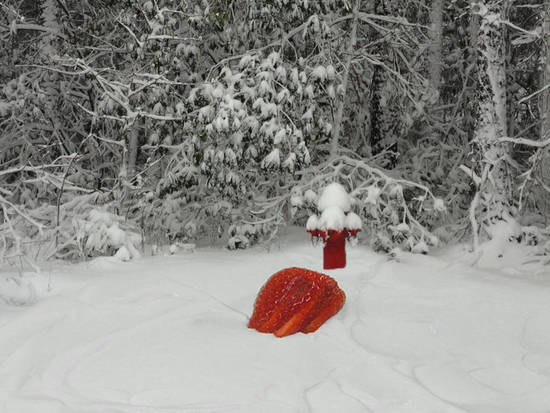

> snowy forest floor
[1,228,550,413]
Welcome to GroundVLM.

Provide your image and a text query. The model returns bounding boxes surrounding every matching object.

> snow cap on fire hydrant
[306,182,362,240]
[318,182,351,214]
[317,183,361,233]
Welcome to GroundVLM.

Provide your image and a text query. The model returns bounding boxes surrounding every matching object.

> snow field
[1,231,550,412]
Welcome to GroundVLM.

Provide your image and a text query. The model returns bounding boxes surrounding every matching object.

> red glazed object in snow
[323,230,347,269]
[307,226,361,270]
[248,267,346,337]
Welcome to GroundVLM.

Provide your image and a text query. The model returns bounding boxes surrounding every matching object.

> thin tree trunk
[369,67,387,155]
[464,1,480,143]
[128,128,139,177]
[504,2,516,138]
[427,0,444,146]
[40,0,60,58]
[541,1,550,140]
[429,0,443,93]
[541,1,550,190]
[369,0,394,166]
[330,2,359,159]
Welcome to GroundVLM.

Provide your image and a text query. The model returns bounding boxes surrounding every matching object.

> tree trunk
[429,0,443,94]
[40,0,60,58]
[330,2,359,159]
[368,0,396,167]
[541,1,550,190]
[464,1,480,143]
[472,0,512,231]
[128,128,139,177]
[369,66,387,156]
[427,0,444,145]
[541,1,550,141]
[504,2,516,138]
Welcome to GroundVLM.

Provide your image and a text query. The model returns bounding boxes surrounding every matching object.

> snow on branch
[356,12,428,29]
[0,156,78,178]
[0,194,44,233]
[498,136,550,148]
[458,165,482,186]
[518,84,550,104]
[52,58,184,123]
[0,22,67,39]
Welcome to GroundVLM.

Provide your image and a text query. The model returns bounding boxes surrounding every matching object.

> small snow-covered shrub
[227,223,265,250]
[139,186,238,246]
[140,194,197,243]
[72,208,141,259]
[398,137,471,234]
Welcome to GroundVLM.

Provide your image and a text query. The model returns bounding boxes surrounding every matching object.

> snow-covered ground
[1,229,550,413]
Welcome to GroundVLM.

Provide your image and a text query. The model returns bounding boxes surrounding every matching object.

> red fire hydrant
[306,183,362,270]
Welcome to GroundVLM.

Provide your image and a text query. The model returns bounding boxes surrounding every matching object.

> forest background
[1,0,549,264]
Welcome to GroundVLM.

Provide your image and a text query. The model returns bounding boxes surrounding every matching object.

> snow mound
[114,246,131,262]
[483,216,522,258]
[486,216,521,241]
[317,183,350,212]
[0,272,49,305]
